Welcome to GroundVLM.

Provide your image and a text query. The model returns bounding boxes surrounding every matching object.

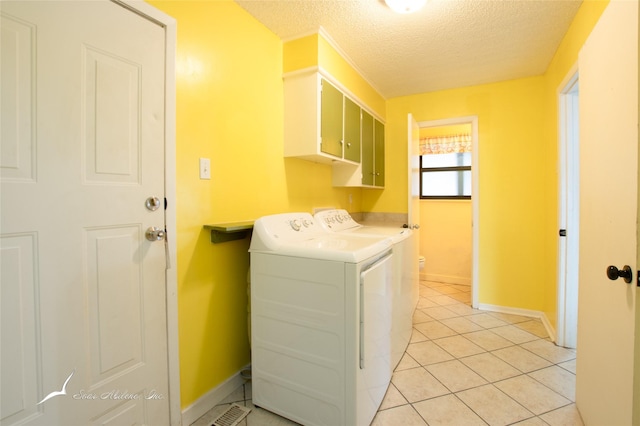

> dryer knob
[290,219,301,231]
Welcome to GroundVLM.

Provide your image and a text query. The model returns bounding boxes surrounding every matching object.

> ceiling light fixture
[385,0,427,14]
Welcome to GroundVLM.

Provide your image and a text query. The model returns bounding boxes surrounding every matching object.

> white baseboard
[477,303,557,343]
[181,365,249,426]
[421,273,471,286]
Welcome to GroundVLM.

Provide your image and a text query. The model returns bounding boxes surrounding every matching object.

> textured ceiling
[234,0,583,98]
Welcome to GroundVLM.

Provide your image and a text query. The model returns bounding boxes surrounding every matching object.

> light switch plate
[199,158,211,179]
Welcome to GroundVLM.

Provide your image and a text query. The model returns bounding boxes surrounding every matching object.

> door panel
[374,119,385,186]
[0,1,170,424]
[0,13,35,182]
[362,111,374,186]
[576,1,638,424]
[320,79,343,158]
[344,97,361,163]
[1,234,40,425]
[86,226,143,380]
[84,46,141,183]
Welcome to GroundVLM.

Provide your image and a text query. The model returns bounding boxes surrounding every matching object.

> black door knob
[606,265,633,284]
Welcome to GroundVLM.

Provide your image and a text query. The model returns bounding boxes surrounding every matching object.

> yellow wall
[419,124,470,138]
[283,33,386,119]
[386,0,608,318]
[147,0,384,409]
[283,34,318,72]
[388,77,548,308]
[148,0,607,411]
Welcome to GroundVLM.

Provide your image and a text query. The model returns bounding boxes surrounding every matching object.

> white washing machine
[314,209,419,370]
[250,212,394,426]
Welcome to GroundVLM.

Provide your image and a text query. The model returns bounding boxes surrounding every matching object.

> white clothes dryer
[249,212,394,426]
[314,209,419,370]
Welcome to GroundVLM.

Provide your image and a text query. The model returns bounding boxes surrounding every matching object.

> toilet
[419,255,425,271]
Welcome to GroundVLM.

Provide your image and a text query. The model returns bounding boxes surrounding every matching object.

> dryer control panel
[315,209,360,232]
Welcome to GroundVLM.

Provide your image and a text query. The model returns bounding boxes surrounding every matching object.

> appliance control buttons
[290,219,301,231]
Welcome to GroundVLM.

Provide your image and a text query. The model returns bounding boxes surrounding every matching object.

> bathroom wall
[421,199,472,284]
[419,124,473,285]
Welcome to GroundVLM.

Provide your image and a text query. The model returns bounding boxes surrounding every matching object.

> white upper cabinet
[284,69,385,187]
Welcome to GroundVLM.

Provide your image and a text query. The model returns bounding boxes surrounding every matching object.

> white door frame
[417,116,479,308]
[556,66,580,348]
[115,1,180,424]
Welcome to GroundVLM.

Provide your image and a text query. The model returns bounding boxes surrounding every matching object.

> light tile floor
[191,280,583,426]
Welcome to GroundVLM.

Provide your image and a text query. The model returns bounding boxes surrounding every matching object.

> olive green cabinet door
[361,111,374,186]
[343,97,361,163]
[320,80,343,158]
[374,119,385,186]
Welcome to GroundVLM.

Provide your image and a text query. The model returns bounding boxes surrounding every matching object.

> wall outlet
[199,158,211,180]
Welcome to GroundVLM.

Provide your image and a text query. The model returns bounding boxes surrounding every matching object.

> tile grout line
[389,282,579,425]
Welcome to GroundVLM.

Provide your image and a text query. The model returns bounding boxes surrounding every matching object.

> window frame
[419,155,472,200]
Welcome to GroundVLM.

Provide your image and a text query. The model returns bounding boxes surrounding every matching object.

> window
[420,152,471,199]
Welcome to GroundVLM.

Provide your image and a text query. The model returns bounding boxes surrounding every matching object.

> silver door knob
[146,227,165,242]
[145,196,162,211]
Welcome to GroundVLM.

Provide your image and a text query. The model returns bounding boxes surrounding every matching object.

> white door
[408,113,421,231]
[575,1,639,424]
[556,73,579,349]
[1,1,170,425]
[407,114,420,308]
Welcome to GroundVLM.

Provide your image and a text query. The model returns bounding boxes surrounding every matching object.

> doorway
[557,69,579,349]
[417,116,479,307]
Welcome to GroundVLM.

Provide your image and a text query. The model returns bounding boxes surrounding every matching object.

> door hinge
[559,229,567,237]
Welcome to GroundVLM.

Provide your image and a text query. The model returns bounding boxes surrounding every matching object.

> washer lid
[270,234,393,263]
[338,225,411,243]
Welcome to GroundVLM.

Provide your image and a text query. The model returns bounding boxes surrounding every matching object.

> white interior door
[408,114,420,309]
[556,72,579,349]
[1,1,170,424]
[575,1,639,424]
[408,113,420,231]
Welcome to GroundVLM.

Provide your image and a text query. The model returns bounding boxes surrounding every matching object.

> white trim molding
[477,303,557,343]
[421,273,471,286]
[180,368,249,426]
